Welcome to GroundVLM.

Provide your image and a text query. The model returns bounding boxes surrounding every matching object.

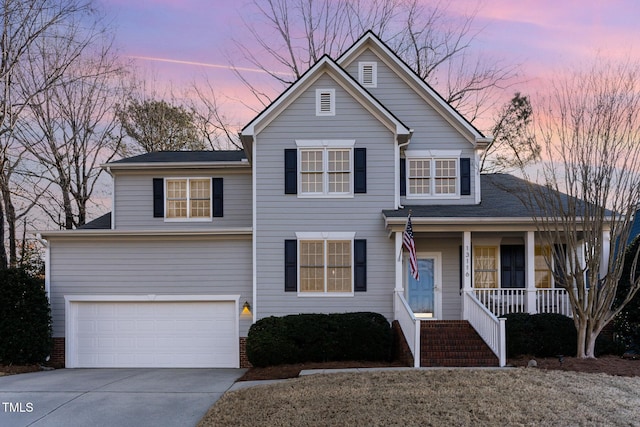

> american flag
[403,214,419,280]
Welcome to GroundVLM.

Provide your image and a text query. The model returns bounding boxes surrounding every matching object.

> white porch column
[461,231,472,318]
[525,231,537,314]
[395,231,404,292]
[463,231,472,291]
[600,231,611,280]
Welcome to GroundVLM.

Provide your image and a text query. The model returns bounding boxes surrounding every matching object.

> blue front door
[408,258,435,316]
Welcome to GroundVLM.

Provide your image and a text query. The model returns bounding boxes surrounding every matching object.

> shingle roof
[383,173,597,219]
[109,150,246,164]
[78,212,111,229]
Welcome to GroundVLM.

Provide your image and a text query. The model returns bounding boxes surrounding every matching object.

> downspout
[105,166,115,230]
[251,138,257,324]
[396,131,413,210]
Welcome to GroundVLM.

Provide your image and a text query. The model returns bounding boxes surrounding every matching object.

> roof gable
[338,31,490,146]
[240,55,411,160]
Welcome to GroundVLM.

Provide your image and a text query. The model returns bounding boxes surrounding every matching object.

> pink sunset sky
[98,0,640,133]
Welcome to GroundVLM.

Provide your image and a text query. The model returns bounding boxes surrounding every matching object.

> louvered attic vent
[359,62,377,87]
[316,89,335,116]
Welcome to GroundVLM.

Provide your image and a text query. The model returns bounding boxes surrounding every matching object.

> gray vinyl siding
[113,168,252,230]
[415,237,462,320]
[254,73,397,322]
[49,236,253,337]
[346,49,479,206]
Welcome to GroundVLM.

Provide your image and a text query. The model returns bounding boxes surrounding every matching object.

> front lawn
[199,369,640,426]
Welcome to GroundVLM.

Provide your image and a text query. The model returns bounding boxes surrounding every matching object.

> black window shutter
[212,178,223,217]
[460,158,471,195]
[284,240,297,292]
[284,149,297,194]
[501,245,525,289]
[354,239,367,292]
[354,148,367,194]
[400,158,406,196]
[153,178,164,218]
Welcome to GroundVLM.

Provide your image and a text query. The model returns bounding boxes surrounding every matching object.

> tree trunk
[0,173,16,266]
[0,198,7,270]
[585,331,599,358]
[575,317,587,358]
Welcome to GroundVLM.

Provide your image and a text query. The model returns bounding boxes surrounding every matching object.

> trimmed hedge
[246,312,392,367]
[0,268,52,364]
[504,313,576,357]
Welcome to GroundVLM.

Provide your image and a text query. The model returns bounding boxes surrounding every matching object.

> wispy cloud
[128,55,292,76]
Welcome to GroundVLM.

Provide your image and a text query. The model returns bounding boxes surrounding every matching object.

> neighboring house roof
[383,174,608,228]
[337,30,491,146]
[239,54,412,161]
[78,212,112,230]
[104,150,249,170]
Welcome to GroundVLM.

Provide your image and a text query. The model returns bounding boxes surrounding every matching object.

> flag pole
[397,209,413,262]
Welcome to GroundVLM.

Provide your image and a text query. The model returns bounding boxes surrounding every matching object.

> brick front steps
[420,320,498,367]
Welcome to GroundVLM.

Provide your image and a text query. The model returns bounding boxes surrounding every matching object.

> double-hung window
[165,178,211,220]
[535,245,552,288]
[474,246,498,288]
[297,140,355,197]
[405,151,460,198]
[297,232,355,295]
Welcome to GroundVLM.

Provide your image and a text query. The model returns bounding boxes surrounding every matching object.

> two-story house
[41,32,601,369]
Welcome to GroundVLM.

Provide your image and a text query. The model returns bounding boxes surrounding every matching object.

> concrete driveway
[0,368,245,427]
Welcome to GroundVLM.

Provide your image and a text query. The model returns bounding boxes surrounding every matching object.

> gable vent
[320,92,331,111]
[359,62,377,87]
[316,89,335,116]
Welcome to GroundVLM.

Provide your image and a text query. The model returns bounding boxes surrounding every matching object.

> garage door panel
[71,300,238,368]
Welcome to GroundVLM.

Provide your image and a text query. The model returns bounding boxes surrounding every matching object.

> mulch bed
[0,364,43,376]
[238,360,407,381]
[508,355,640,377]
[3,356,637,380]
[239,355,640,381]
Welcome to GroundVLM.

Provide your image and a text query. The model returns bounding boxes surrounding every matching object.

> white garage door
[69,300,238,368]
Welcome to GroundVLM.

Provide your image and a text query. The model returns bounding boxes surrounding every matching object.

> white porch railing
[474,287,573,318]
[474,288,526,317]
[463,291,506,367]
[393,290,420,368]
[536,288,573,317]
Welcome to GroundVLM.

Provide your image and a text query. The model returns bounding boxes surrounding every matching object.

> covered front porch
[387,226,607,368]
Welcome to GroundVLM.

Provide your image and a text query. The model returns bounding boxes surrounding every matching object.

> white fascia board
[337,32,485,145]
[65,294,240,303]
[242,56,410,140]
[38,228,253,239]
[102,161,250,171]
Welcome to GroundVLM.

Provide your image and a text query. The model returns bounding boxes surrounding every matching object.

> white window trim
[296,232,356,297]
[358,61,377,87]
[296,141,355,198]
[405,150,461,199]
[164,177,213,222]
[316,88,335,116]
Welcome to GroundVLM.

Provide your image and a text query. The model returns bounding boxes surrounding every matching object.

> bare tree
[16,36,127,229]
[0,0,95,267]
[522,60,640,358]
[230,0,518,121]
[188,77,243,150]
[481,92,539,173]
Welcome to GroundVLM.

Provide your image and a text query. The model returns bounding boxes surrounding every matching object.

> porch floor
[420,320,499,367]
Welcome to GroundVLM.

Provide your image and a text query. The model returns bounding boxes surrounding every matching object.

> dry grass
[199,369,640,426]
